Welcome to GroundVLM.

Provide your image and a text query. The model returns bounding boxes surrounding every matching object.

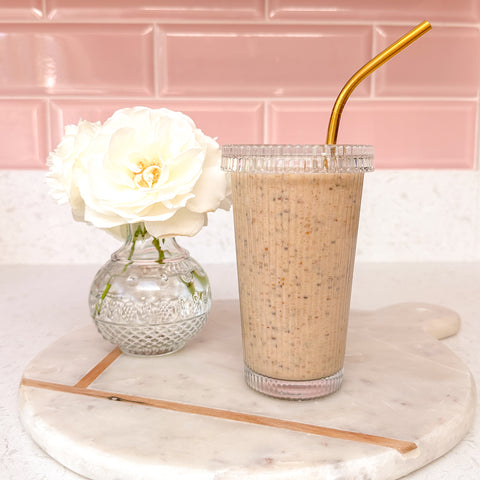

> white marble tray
[18,301,476,480]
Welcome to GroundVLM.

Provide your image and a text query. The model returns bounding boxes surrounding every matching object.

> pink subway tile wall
[160,25,372,97]
[0,1,43,21]
[269,1,480,22]
[0,100,47,168]
[50,100,264,147]
[45,1,265,21]
[268,100,477,168]
[0,1,479,169]
[0,25,154,96]
[375,26,480,97]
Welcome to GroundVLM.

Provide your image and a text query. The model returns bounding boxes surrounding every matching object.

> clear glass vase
[88,224,211,356]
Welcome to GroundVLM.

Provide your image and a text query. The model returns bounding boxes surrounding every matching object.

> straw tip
[420,20,432,30]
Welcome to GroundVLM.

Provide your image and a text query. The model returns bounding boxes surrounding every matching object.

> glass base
[244,365,343,400]
[94,313,208,357]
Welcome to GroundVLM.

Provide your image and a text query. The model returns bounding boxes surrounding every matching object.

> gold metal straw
[326,20,432,145]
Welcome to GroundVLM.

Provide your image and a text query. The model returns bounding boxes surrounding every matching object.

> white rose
[46,120,99,222]
[46,107,231,238]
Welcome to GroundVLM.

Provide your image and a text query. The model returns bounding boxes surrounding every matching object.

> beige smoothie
[231,171,364,382]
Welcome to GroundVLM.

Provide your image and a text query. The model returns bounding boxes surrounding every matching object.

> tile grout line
[1,95,476,103]
[20,377,417,454]
[1,18,478,28]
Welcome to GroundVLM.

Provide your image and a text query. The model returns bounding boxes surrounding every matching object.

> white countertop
[1,263,479,479]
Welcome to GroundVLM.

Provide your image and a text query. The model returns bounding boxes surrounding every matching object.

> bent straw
[326,20,432,145]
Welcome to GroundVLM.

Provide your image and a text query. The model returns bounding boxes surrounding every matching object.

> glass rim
[221,144,374,174]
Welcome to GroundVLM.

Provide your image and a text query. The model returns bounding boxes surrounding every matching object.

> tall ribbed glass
[221,145,374,399]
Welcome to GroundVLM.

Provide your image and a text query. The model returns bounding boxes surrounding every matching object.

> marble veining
[18,301,476,480]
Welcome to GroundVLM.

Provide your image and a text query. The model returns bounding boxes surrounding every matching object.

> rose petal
[145,209,207,237]
[83,202,125,228]
[47,107,227,237]
[188,165,227,213]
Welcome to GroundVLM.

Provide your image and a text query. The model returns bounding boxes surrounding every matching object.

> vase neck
[113,224,188,263]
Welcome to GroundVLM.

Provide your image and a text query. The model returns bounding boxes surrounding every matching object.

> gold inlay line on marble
[74,347,123,388]
[21,377,417,454]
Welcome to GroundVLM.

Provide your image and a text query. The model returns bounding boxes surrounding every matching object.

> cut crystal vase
[89,224,211,356]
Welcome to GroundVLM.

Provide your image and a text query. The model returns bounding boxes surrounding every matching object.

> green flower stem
[99,282,111,302]
[95,224,148,317]
[152,237,166,264]
[184,279,196,296]
[192,269,208,289]
[95,227,204,315]
[152,237,196,295]
[95,282,111,316]
[151,236,196,294]
[129,224,148,261]
[182,270,208,297]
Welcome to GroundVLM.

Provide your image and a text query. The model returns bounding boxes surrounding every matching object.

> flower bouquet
[46,107,230,355]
